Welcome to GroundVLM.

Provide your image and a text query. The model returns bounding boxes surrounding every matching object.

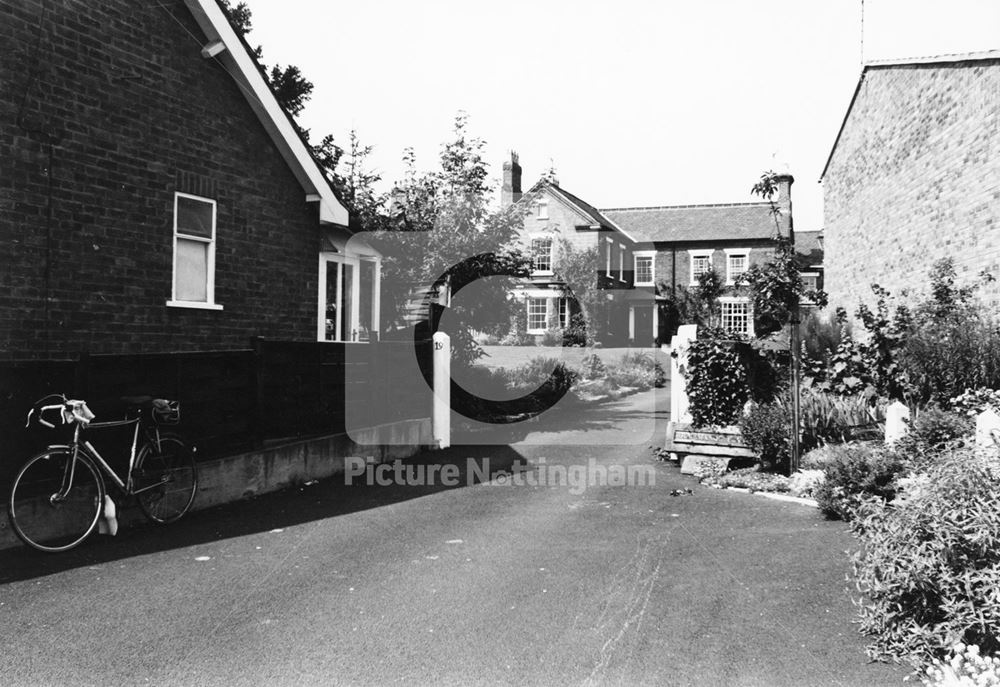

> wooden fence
[0,339,433,491]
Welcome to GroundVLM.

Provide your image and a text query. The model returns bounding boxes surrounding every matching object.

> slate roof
[601,202,779,244]
[550,184,620,231]
[522,180,623,233]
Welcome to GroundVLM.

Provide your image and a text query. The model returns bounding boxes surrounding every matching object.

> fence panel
[0,339,435,493]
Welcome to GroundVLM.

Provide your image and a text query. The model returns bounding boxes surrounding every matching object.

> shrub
[709,467,790,493]
[605,351,665,391]
[909,407,973,448]
[562,313,590,347]
[683,328,749,427]
[813,444,905,520]
[540,327,563,347]
[506,357,578,396]
[850,451,1000,667]
[580,353,606,380]
[796,388,884,449]
[738,402,790,472]
[951,388,1000,418]
[903,316,1000,406]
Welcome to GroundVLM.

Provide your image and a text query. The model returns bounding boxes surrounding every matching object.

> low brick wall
[0,417,431,551]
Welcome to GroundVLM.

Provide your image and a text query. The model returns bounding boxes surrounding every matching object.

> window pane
[325,261,339,341]
[176,196,214,238]
[528,298,547,330]
[729,255,747,280]
[635,256,653,283]
[532,239,552,271]
[340,263,354,341]
[175,238,208,301]
[359,260,376,341]
[721,301,750,335]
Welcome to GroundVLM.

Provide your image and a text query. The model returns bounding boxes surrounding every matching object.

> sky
[243,0,1000,232]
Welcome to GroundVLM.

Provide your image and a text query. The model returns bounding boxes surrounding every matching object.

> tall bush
[738,402,790,471]
[682,328,749,427]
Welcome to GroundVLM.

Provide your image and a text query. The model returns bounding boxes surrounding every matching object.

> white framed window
[168,192,222,310]
[634,251,655,286]
[318,252,381,342]
[527,297,548,333]
[689,250,714,285]
[619,245,626,281]
[605,238,613,277]
[536,199,549,220]
[719,298,753,336]
[531,237,553,273]
[725,249,749,285]
[558,297,570,328]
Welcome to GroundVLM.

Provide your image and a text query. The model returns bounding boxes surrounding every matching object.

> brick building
[504,156,809,345]
[821,52,1000,313]
[502,155,639,344]
[1,0,379,360]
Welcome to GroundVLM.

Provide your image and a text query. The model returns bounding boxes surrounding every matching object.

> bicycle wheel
[9,449,105,553]
[134,434,197,524]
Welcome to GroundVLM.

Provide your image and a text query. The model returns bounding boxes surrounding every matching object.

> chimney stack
[501,152,522,208]
[773,173,794,242]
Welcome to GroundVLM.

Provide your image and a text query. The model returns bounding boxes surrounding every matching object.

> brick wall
[0,0,325,360]
[650,241,774,293]
[824,61,1000,315]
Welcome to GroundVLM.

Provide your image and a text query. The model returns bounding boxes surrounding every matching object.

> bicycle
[8,394,198,553]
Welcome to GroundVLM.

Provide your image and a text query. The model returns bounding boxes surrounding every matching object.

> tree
[553,241,601,343]
[218,1,315,127]
[657,269,726,335]
[368,113,531,365]
[739,170,827,337]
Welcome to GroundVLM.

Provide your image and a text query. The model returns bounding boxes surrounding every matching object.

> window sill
[634,281,654,287]
[532,270,554,277]
[526,329,547,335]
[166,300,224,311]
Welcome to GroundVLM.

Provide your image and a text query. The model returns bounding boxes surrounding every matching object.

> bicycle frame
[57,416,167,499]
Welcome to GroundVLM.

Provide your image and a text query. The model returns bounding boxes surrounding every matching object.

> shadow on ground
[453,388,670,443]
[0,443,527,584]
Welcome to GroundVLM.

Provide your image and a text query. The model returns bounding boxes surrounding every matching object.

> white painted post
[669,324,698,425]
[884,401,911,445]
[432,332,451,449]
[975,408,1000,448]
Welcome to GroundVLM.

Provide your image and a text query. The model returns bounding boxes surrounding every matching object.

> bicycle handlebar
[26,395,95,429]
[31,403,67,429]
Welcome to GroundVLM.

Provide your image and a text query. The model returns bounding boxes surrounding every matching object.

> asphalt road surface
[0,387,908,686]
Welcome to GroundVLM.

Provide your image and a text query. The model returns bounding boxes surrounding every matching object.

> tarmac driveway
[0,388,908,686]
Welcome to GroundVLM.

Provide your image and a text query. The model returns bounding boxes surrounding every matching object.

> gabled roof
[601,202,779,243]
[820,50,1000,181]
[182,0,349,227]
[521,180,637,241]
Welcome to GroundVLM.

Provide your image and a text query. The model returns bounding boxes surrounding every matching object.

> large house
[504,155,813,345]
[0,0,380,361]
[822,51,1000,313]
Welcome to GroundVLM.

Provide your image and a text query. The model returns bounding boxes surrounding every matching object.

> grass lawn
[475,345,670,371]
